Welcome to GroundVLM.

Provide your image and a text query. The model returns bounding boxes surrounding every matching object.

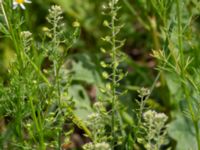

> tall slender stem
[0,2,10,30]
[176,0,183,66]
[176,0,200,149]
[54,62,62,150]
[111,0,117,148]
[30,97,45,150]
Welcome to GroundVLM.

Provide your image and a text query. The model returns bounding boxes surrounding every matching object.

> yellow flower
[13,0,31,10]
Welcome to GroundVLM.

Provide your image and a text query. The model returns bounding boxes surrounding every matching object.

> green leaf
[70,54,102,85]
[68,85,93,120]
[167,113,197,150]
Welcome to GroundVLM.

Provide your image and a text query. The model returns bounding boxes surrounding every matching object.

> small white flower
[95,142,111,150]
[87,113,99,120]
[13,0,31,10]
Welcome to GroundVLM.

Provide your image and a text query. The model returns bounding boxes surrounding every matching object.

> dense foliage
[1,0,200,149]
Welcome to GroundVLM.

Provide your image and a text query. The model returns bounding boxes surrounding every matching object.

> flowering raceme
[13,0,31,10]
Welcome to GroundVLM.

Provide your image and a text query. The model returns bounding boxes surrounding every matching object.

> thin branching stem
[176,0,200,149]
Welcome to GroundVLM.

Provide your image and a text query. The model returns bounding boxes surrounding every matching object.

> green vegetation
[0,0,200,149]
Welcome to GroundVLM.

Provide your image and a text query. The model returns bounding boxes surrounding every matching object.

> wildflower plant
[13,0,31,10]
[0,1,90,149]
[132,87,151,142]
[100,0,127,148]
[138,110,168,150]
[20,31,32,55]
[151,0,200,149]
[1,0,200,149]
[85,102,109,143]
